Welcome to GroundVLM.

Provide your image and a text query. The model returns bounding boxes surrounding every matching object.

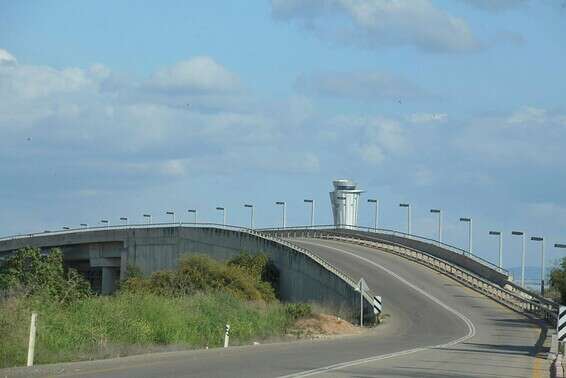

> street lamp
[275,201,286,228]
[459,218,473,255]
[399,203,411,234]
[188,209,197,223]
[304,199,315,227]
[166,211,175,223]
[80,223,88,228]
[531,236,545,295]
[512,231,526,288]
[143,214,152,224]
[100,219,109,229]
[368,199,379,231]
[556,244,566,249]
[120,217,128,226]
[430,209,442,242]
[244,204,255,229]
[489,231,503,272]
[62,226,70,230]
[216,207,226,225]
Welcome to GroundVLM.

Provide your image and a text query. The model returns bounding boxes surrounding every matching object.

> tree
[549,257,566,304]
[0,247,90,302]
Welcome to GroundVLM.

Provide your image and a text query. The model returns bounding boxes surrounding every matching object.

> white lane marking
[277,239,476,378]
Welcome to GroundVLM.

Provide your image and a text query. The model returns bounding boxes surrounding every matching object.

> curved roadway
[7,238,548,377]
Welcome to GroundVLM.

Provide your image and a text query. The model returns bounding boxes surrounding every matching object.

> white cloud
[0,49,17,64]
[408,112,448,124]
[148,56,241,94]
[452,106,566,166]
[326,115,408,165]
[272,0,480,52]
[295,71,426,100]
[459,0,528,11]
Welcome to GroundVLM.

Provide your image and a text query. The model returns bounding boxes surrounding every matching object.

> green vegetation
[122,253,277,302]
[550,258,566,304]
[0,247,90,302]
[0,249,312,368]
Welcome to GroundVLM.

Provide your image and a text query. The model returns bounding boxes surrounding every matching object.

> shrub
[285,303,312,320]
[121,255,277,302]
[0,247,90,303]
[550,258,566,304]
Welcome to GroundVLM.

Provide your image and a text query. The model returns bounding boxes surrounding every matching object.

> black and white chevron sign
[373,295,382,315]
[558,306,566,342]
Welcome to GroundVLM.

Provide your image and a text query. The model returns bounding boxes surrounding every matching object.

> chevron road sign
[558,306,566,342]
[373,295,382,315]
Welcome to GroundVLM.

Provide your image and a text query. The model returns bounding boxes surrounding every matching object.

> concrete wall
[0,226,374,323]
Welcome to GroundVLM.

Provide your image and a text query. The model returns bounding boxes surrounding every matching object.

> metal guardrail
[258,224,508,276]
[0,222,376,310]
[270,229,558,324]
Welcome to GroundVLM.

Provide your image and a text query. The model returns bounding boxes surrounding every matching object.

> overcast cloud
[271,0,480,52]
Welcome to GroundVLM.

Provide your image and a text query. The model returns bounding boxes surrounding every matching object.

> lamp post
[62,226,70,230]
[430,209,442,242]
[512,231,526,288]
[459,218,473,255]
[399,203,411,234]
[275,201,286,228]
[244,204,255,229]
[531,236,545,295]
[304,199,315,227]
[368,199,379,231]
[489,231,503,272]
[80,223,88,228]
[143,214,152,224]
[188,209,197,223]
[120,217,128,226]
[166,211,175,223]
[216,207,226,225]
[101,219,109,229]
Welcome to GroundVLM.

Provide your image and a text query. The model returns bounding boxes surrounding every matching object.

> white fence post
[224,324,230,348]
[27,312,38,367]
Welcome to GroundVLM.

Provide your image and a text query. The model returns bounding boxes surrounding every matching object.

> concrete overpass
[0,224,557,377]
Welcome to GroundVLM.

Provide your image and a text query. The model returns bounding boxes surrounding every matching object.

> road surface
[3,238,548,377]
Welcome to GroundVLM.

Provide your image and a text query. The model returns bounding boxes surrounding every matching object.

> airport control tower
[329,179,364,228]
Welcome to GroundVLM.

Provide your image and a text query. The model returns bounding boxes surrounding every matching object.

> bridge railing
[258,225,508,276]
[267,229,558,325]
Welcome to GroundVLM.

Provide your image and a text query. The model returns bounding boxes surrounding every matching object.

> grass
[0,291,295,368]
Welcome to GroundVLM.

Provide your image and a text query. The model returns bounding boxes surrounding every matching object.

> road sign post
[373,295,382,318]
[558,306,566,348]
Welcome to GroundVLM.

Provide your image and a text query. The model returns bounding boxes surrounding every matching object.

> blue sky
[1,0,565,274]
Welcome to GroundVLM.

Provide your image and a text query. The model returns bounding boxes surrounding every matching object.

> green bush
[228,252,280,295]
[285,303,312,320]
[121,255,277,302]
[0,247,90,303]
[550,258,566,304]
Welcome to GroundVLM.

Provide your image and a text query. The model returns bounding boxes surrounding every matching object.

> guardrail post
[27,312,37,367]
[223,324,230,347]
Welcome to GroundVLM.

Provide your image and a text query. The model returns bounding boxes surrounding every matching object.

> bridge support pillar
[101,267,119,295]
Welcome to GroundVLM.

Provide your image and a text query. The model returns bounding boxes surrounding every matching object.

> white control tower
[330,179,364,228]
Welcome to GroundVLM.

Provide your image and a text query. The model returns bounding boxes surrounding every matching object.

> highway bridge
[0,224,556,377]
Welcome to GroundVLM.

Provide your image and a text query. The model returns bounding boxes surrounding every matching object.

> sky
[0,0,565,275]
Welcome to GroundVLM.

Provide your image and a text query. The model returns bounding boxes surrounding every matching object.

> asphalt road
[4,238,548,378]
